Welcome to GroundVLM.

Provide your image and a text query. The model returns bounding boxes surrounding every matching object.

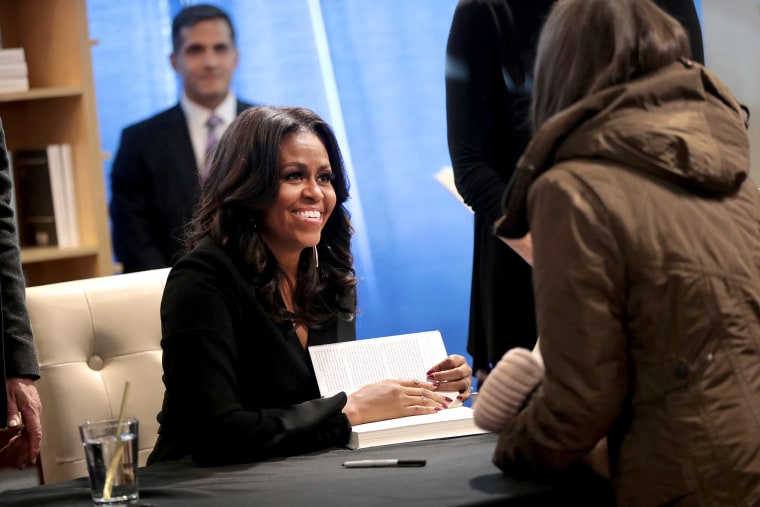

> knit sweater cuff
[472,347,544,432]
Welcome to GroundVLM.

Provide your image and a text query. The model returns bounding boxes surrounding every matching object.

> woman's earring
[250,218,257,231]
[313,245,319,269]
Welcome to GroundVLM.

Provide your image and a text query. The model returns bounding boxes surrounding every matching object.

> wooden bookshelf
[0,0,113,286]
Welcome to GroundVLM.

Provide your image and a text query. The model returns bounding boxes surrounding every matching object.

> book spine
[0,48,25,64]
[13,148,58,247]
[0,77,29,93]
[46,145,70,247]
[59,144,79,247]
[0,61,28,78]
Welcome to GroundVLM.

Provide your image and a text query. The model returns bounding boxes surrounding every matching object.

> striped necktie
[202,113,222,178]
[205,113,222,155]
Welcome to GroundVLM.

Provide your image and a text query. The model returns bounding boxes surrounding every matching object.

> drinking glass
[79,418,139,505]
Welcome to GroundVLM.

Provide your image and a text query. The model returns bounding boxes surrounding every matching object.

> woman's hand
[343,379,453,426]
[426,354,473,402]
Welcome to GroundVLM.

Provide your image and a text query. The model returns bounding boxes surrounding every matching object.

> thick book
[13,147,59,247]
[0,77,29,93]
[13,145,78,247]
[0,48,25,64]
[308,331,486,449]
[0,61,28,78]
[0,48,29,92]
[347,406,482,450]
[58,144,79,246]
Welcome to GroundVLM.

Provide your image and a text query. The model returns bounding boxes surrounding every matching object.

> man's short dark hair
[172,4,236,53]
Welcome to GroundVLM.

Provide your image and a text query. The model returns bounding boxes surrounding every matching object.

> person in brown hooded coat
[488,0,760,505]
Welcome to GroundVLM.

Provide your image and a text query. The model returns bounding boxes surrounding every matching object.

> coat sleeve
[492,169,629,473]
[0,119,39,381]
[159,258,351,466]
[109,125,168,272]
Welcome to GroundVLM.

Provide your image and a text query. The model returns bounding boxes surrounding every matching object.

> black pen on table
[342,459,426,468]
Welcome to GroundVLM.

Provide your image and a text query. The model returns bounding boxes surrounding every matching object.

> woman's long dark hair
[186,105,356,327]
[531,0,691,130]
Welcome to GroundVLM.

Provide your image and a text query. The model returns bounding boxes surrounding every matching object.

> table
[0,434,614,506]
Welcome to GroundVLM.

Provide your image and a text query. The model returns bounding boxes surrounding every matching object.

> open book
[308,330,486,449]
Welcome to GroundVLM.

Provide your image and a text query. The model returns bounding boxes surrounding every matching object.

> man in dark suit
[110,4,254,273]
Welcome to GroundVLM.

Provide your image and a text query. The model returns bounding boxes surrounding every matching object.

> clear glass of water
[79,418,139,505]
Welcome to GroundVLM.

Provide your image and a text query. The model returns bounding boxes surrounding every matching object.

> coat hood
[499,59,750,238]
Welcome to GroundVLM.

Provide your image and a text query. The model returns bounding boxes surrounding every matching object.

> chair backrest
[26,268,170,484]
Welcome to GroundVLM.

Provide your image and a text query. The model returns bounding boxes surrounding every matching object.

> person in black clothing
[148,106,473,466]
[444,0,704,388]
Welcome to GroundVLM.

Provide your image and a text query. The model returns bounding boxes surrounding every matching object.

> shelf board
[21,245,99,264]
[0,87,84,103]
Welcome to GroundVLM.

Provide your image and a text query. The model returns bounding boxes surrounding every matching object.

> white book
[59,144,79,247]
[309,331,486,449]
[46,144,71,247]
[0,77,28,93]
[348,406,483,450]
[0,48,25,64]
[0,61,28,78]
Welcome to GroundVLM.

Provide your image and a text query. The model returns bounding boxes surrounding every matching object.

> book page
[308,330,449,397]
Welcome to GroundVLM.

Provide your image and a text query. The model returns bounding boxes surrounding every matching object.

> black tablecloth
[0,433,614,506]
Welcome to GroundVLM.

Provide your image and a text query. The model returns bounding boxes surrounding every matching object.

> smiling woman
[147,105,473,467]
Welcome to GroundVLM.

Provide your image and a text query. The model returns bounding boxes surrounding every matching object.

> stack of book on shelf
[0,48,29,93]
[12,145,79,248]
[309,331,487,449]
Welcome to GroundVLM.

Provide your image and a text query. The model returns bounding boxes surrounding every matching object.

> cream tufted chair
[25,268,170,484]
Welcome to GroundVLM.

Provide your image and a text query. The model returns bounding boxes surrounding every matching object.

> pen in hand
[342,459,426,468]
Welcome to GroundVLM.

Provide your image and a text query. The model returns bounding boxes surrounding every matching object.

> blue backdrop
[87,1,474,360]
